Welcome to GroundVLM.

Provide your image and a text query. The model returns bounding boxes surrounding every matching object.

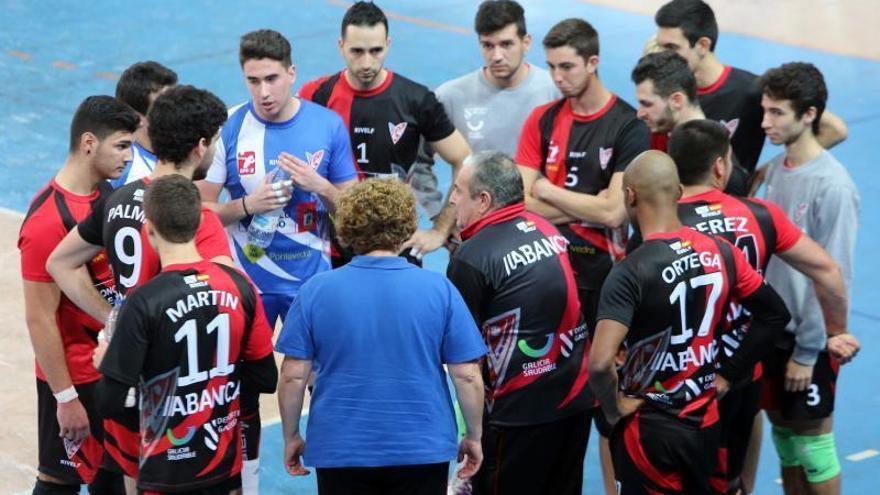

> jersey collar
[680,188,726,203]
[461,203,525,240]
[340,69,395,97]
[697,65,732,96]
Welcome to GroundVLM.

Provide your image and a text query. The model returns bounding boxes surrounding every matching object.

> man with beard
[47,86,233,492]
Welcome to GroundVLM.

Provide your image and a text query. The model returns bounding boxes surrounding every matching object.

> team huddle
[18,1,861,494]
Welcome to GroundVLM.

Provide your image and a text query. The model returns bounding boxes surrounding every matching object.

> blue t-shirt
[111,141,157,189]
[206,99,356,296]
[276,255,487,468]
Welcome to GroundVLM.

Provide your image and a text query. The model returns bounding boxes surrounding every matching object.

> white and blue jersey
[206,99,356,300]
[110,141,157,189]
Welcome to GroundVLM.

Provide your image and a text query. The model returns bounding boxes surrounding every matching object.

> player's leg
[546,410,592,495]
[34,379,86,494]
[599,435,617,495]
[740,412,763,494]
[722,380,763,494]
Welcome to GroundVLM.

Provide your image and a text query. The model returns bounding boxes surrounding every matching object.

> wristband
[54,386,79,404]
[241,196,251,216]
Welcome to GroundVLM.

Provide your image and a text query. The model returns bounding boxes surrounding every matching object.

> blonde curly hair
[336,179,418,255]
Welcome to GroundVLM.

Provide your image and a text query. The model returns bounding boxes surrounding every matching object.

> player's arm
[778,236,847,336]
[589,319,641,425]
[23,280,91,441]
[518,166,576,224]
[589,263,644,425]
[277,152,354,212]
[402,130,471,256]
[816,109,848,149]
[196,178,293,227]
[95,295,148,418]
[718,244,791,386]
[46,229,111,323]
[277,356,311,476]
[447,360,484,478]
[531,172,627,228]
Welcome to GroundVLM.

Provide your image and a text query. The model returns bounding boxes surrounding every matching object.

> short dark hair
[341,1,389,37]
[466,152,524,208]
[758,62,827,135]
[668,119,730,186]
[655,0,718,51]
[145,175,202,243]
[115,61,178,115]
[239,29,291,67]
[68,95,139,152]
[543,18,599,61]
[631,51,696,102]
[475,0,526,37]
[147,86,227,166]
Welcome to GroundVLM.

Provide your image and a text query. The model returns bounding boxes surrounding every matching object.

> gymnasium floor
[1,1,878,493]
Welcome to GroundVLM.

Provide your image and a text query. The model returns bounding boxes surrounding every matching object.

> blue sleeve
[327,117,357,184]
[275,293,315,359]
[441,279,488,364]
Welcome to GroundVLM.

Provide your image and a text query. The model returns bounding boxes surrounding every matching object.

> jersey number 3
[174,313,235,386]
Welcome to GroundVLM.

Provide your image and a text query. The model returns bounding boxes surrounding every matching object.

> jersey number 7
[668,272,724,345]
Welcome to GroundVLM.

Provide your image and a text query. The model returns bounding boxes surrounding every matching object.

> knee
[771,426,800,467]
[793,433,841,484]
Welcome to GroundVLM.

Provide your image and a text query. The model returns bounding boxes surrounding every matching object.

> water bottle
[246,167,291,255]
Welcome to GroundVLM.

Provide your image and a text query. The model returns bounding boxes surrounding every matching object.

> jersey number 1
[668,272,724,345]
[174,313,235,386]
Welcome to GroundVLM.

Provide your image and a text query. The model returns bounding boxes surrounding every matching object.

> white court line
[846,449,879,462]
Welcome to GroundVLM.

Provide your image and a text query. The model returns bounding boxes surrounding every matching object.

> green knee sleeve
[794,433,841,484]
[771,426,801,467]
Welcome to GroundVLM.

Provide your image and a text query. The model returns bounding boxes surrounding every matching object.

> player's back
[103,260,265,491]
[605,227,742,426]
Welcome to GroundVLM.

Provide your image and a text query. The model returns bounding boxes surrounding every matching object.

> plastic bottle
[246,167,291,251]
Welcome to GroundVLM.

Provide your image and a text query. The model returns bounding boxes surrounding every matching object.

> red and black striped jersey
[78,177,231,297]
[698,66,765,175]
[299,70,455,179]
[597,227,763,427]
[448,203,591,426]
[18,179,115,384]
[99,260,274,492]
[678,189,801,373]
[516,96,650,289]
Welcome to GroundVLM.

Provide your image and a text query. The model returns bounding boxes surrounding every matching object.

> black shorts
[103,412,140,477]
[761,344,839,420]
[473,410,592,495]
[36,379,105,485]
[612,408,722,495]
[316,463,448,495]
[718,379,762,483]
[140,473,241,495]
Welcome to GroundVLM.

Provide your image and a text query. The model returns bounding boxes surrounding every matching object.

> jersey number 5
[668,272,724,345]
[174,313,235,386]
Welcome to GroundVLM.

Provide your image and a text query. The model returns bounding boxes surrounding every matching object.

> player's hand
[283,432,310,476]
[530,177,555,201]
[784,359,814,392]
[92,340,109,369]
[455,435,483,479]
[748,165,768,197]
[278,152,330,195]
[246,171,293,215]
[827,333,860,364]
[403,228,446,259]
[57,398,90,442]
[617,393,644,419]
[445,230,462,255]
[714,374,731,399]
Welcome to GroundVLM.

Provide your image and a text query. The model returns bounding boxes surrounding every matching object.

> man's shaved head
[623,150,682,220]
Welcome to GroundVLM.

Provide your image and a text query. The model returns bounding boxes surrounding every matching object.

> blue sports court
[2,1,878,493]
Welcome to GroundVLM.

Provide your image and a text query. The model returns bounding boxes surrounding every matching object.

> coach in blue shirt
[276,178,487,494]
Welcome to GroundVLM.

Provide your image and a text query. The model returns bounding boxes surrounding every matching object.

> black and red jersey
[78,177,231,297]
[678,189,801,369]
[597,227,763,427]
[448,203,591,426]
[698,66,765,175]
[99,260,274,492]
[516,96,649,289]
[18,179,115,384]
[299,70,455,179]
